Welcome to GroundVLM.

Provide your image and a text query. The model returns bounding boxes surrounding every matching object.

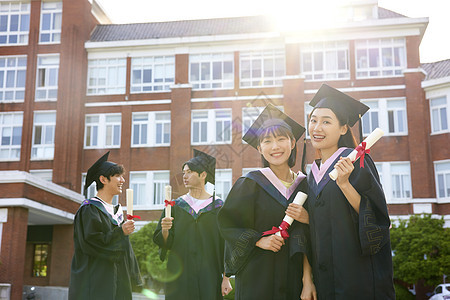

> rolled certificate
[164,185,172,218]
[275,191,308,238]
[329,127,384,181]
[126,188,133,216]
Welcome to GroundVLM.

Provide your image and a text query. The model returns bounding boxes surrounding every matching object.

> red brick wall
[0,207,29,300]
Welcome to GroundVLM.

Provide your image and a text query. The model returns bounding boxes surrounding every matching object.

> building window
[304,102,313,139]
[0,2,30,45]
[190,53,234,90]
[430,96,448,134]
[39,1,62,44]
[36,55,59,101]
[192,109,232,145]
[129,171,170,209]
[242,106,264,137]
[131,56,174,93]
[356,38,406,78]
[361,98,407,136]
[29,169,52,181]
[32,244,49,277]
[87,58,126,95]
[301,41,350,81]
[240,49,285,88]
[32,111,56,160]
[435,161,450,199]
[0,56,27,102]
[206,169,233,200]
[84,114,121,149]
[376,162,412,202]
[131,111,170,147]
[0,112,22,161]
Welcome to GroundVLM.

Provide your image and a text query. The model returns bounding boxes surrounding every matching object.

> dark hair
[95,164,125,191]
[258,125,297,168]
[182,161,207,184]
[309,108,358,149]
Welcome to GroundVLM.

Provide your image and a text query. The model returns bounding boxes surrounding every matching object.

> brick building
[0,0,449,297]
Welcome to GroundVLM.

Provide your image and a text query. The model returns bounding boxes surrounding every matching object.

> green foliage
[223,277,235,300]
[394,283,415,300]
[130,222,167,293]
[390,214,450,287]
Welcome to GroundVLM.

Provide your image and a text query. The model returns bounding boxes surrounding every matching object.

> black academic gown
[153,196,225,300]
[217,170,310,300]
[306,148,395,300]
[69,198,142,300]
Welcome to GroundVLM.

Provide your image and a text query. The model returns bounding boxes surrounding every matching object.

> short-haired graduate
[217,104,316,300]
[69,152,142,300]
[305,84,395,299]
[153,149,232,299]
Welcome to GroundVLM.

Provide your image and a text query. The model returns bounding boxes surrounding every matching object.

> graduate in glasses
[218,104,316,300]
[305,84,395,299]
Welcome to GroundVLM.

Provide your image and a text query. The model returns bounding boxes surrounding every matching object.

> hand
[256,235,285,252]
[161,217,173,232]
[122,220,135,235]
[334,157,354,187]
[221,276,233,296]
[286,203,309,224]
[301,278,317,300]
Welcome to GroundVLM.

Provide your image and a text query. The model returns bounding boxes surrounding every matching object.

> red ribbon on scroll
[262,221,291,240]
[354,141,370,168]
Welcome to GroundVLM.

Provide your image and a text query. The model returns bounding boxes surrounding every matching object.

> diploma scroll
[329,128,384,181]
[262,191,308,240]
[164,185,173,218]
[126,188,133,216]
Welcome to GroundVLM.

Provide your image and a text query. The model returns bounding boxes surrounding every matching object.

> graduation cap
[186,149,216,185]
[84,151,117,196]
[242,103,306,149]
[309,84,369,127]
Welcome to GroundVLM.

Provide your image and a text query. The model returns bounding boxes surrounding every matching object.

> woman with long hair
[305,84,395,299]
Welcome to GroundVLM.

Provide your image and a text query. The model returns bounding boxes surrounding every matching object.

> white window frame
[84,113,121,149]
[240,49,285,88]
[35,54,59,101]
[0,111,22,161]
[300,41,350,81]
[205,169,232,201]
[87,58,126,95]
[39,1,62,44]
[130,56,174,93]
[361,98,408,137]
[129,171,170,209]
[376,161,412,204]
[191,109,232,145]
[131,111,171,147]
[0,55,27,103]
[0,2,30,46]
[430,96,449,134]
[31,111,56,160]
[242,106,264,140]
[304,102,313,139]
[434,160,450,201]
[355,38,406,78]
[189,53,234,90]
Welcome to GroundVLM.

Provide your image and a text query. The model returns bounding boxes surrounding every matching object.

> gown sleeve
[217,177,262,276]
[349,154,391,256]
[75,205,127,262]
[152,207,175,261]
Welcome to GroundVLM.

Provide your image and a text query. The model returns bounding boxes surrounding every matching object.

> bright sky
[97,0,449,63]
